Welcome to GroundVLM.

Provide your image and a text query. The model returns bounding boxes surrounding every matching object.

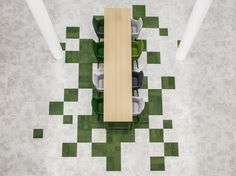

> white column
[25,0,63,60]
[176,0,214,60]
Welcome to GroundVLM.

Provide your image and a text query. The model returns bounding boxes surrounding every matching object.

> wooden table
[104,8,132,122]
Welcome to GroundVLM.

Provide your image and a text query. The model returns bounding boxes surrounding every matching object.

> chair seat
[98,102,103,113]
[132,77,139,88]
[132,101,139,114]
[98,79,104,89]
[98,47,104,57]
[98,26,104,33]
[132,48,138,55]
[131,26,138,33]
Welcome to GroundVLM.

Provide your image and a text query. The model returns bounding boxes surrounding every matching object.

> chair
[92,72,104,96]
[92,40,104,68]
[132,96,145,121]
[92,97,104,121]
[132,71,144,96]
[92,16,104,42]
[132,40,144,69]
[131,18,143,40]
[92,71,144,96]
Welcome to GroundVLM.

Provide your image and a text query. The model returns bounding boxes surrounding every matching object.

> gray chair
[132,96,145,121]
[131,18,143,40]
[93,72,144,97]
[132,71,144,96]
[92,72,104,96]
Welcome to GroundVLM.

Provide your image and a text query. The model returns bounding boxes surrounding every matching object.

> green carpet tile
[150,157,165,171]
[163,120,173,129]
[66,27,80,39]
[34,4,179,172]
[49,102,64,115]
[161,76,175,89]
[64,89,78,102]
[79,64,93,88]
[33,129,43,138]
[62,143,77,157]
[147,52,161,64]
[164,143,179,156]
[159,28,168,36]
[148,89,163,115]
[63,115,73,124]
[149,129,164,142]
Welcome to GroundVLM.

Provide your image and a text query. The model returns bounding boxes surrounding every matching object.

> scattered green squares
[163,120,172,129]
[49,102,63,115]
[62,143,77,157]
[164,143,179,156]
[107,156,121,171]
[147,52,161,64]
[159,28,168,36]
[149,129,163,142]
[79,64,93,88]
[46,21,179,171]
[60,42,66,51]
[143,17,159,28]
[132,5,146,19]
[65,51,79,63]
[92,143,107,157]
[148,89,163,115]
[33,129,43,138]
[161,77,175,89]
[63,115,73,124]
[64,89,78,101]
[150,157,165,171]
[77,129,92,142]
[66,27,80,39]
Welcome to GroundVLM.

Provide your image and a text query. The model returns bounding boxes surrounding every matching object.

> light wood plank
[104,8,132,122]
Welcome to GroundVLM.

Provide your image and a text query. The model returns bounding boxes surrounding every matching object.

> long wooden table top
[104,8,132,122]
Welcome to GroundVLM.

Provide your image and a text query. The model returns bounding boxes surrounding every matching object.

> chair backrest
[132,71,144,89]
[138,97,145,113]
[92,17,104,32]
[131,18,143,39]
[92,73,99,89]
[137,40,144,53]
[92,40,98,56]
[137,71,144,87]
[92,72,104,91]
[131,18,143,32]
[92,97,104,114]
[132,96,145,115]
[136,18,143,32]
[92,97,99,113]
[92,16,104,38]
[132,40,144,59]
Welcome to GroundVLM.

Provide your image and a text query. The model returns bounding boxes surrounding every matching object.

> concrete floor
[0,0,235,175]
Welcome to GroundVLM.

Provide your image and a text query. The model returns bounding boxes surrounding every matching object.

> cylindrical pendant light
[176,0,214,60]
[25,0,63,60]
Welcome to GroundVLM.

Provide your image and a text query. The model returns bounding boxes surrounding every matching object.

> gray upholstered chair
[132,96,145,121]
[92,72,104,96]
[132,71,144,96]
[93,72,144,97]
[131,18,143,40]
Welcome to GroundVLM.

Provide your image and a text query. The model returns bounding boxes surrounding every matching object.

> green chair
[92,40,104,69]
[92,16,104,42]
[92,97,104,121]
[132,40,144,69]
